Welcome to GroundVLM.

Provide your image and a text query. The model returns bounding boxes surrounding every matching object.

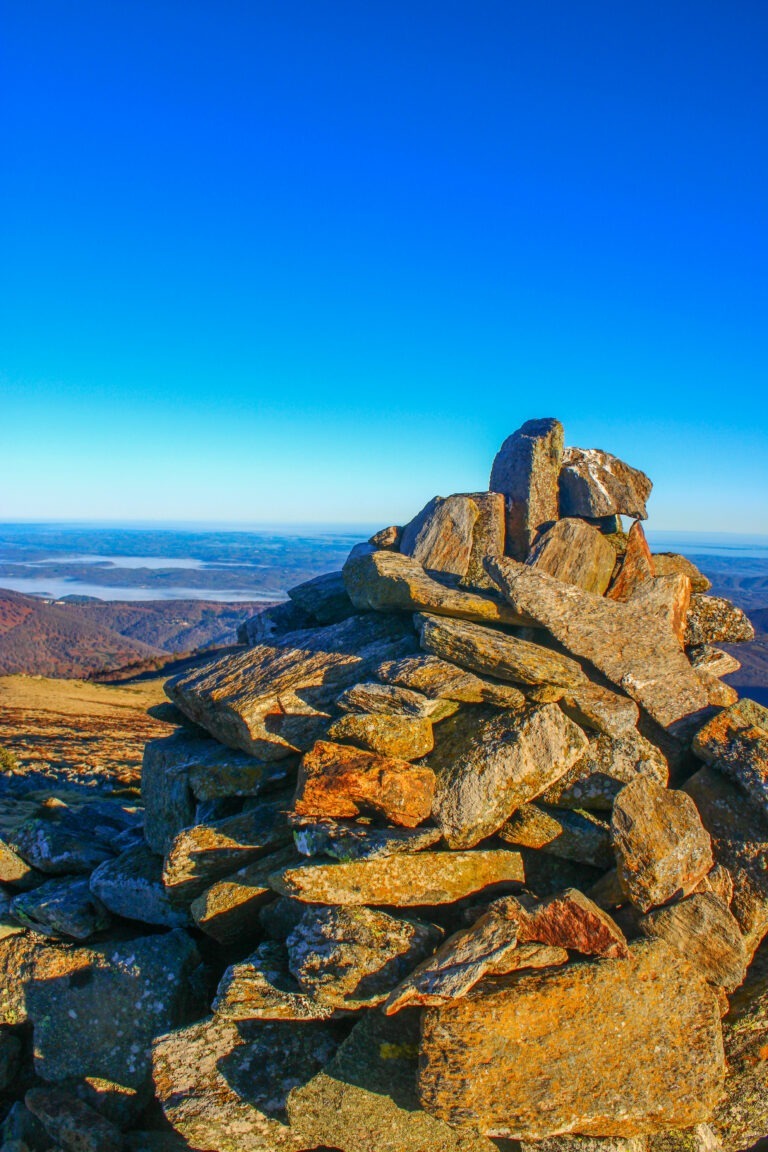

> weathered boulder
[417,613,588,688]
[711,941,768,1151]
[10,876,111,940]
[653,553,712,593]
[238,600,313,645]
[487,558,708,728]
[343,548,529,624]
[152,1016,337,1152]
[559,446,652,520]
[638,892,747,991]
[527,518,617,594]
[495,888,629,957]
[90,843,191,928]
[285,1008,508,1152]
[400,495,480,577]
[538,730,669,811]
[369,524,402,548]
[499,804,613,869]
[292,817,442,861]
[10,816,114,876]
[166,612,416,759]
[557,682,640,736]
[692,698,768,821]
[685,595,755,646]
[460,491,506,590]
[269,850,524,906]
[489,418,564,561]
[418,940,725,1138]
[213,940,338,1021]
[327,711,434,758]
[687,645,740,679]
[376,651,527,708]
[141,733,197,855]
[286,569,356,624]
[190,845,298,946]
[335,679,458,719]
[0,837,44,890]
[607,521,655,601]
[611,779,714,912]
[292,740,435,827]
[25,1086,125,1152]
[285,905,441,1008]
[429,704,588,848]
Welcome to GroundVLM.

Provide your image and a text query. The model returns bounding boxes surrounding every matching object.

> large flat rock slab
[418,940,725,1139]
[487,558,708,728]
[165,613,416,759]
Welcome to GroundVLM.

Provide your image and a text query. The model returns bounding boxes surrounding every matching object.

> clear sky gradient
[1,2,766,531]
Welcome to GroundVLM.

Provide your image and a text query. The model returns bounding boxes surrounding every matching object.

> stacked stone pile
[0,417,766,1152]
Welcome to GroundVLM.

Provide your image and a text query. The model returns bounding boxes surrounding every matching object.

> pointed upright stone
[526,518,617,594]
[559,447,652,520]
[607,521,656,602]
[460,491,506,591]
[489,418,564,561]
[400,495,480,578]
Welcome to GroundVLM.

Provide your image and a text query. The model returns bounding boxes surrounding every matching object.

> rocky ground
[0,418,766,1152]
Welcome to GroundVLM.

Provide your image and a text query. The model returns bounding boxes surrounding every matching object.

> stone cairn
[0,418,765,1152]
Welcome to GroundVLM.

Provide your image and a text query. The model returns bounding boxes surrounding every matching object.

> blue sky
[1,1,766,531]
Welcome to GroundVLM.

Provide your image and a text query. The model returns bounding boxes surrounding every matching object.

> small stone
[286,570,356,624]
[527,518,617,594]
[538,730,669,810]
[336,680,458,719]
[429,704,588,849]
[25,1086,124,1152]
[369,525,402,549]
[10,876,111,940]
[693,698,768,822]
[270,850,524,906]
[417,613,588,688]
[687,646,741,678]
[152,1015,337,1152]
[190,845,299,947]
[292,740,435,828]
[694,670,739,708]
[213,941,337,1021]
[612,778,714,912]
[653,553,712,593]
[639,892,747,991]
[326,712,434,758]
[498,804,613,869]
[162,794,294,903]
[559,446,653,519]
[292,818,442,861]
[488,558,709,728]
[460,491,506,591]
[400,495,480,578]
[10,818,114,876]
[418,939,725,1139]
[0,839,44,890]
[343,547,529,625]
[286,905,441,1008]
[606,521,655,601]
[489,418,564,561]
[286,1008,505,1152]
[89,843,190,927]
[376,652,527,708]
[685,595,755,646]
[492,888,629,959]
[558,682,640,736]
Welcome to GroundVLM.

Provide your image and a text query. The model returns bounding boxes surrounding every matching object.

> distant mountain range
[0,589,274,678]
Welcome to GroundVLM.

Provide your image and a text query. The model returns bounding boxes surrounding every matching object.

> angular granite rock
[538,731,669,811]
[559,446,652,520]
[498,804,613,869]
[612,778,714,912]
[526,518,616,594]
[162,794,294,902]
[10,876,111,940]
[90,843,191,927]
[166,613,416,760]
[213,941,337,1022]
[190,845,299,947]
[489,889,629,959]
[376,652,527,708]
[684,766,768,961]
[606,521,655,602]
[335,679,458,720]
[238,600,313,645]
[418,940,725,1138]
[521,1139,648,1152]
[153,1016,337,1152]
[292,740,435,827]
[10,816,115,876]
[0,838,44,890]
[653,553,712,593]
[286,569,356,624]
[270,850,524,906]
[684,595,755,646]
[25,1086,125,1152]
[429,704,588,849]
[400,495,480,578]
[694,669,740,708]
[141,733,197,855]
[639,892,747,991]
[558,682,640,736]
[286,1008,509,1152]
[460,491,506,591]
[292,816,441,861]
[369,524,402,549]
[286,905,441,1008]
[343,548,529,624]
[417,613,588,688]
[711,941,768,1151]
[692,698,768,821]
[489,418,564,561]
[327,711,434,758]
[487,558,708,728]
[687,645,741,678]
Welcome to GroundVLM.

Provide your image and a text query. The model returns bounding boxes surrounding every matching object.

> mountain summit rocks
[0,416,761,1152]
